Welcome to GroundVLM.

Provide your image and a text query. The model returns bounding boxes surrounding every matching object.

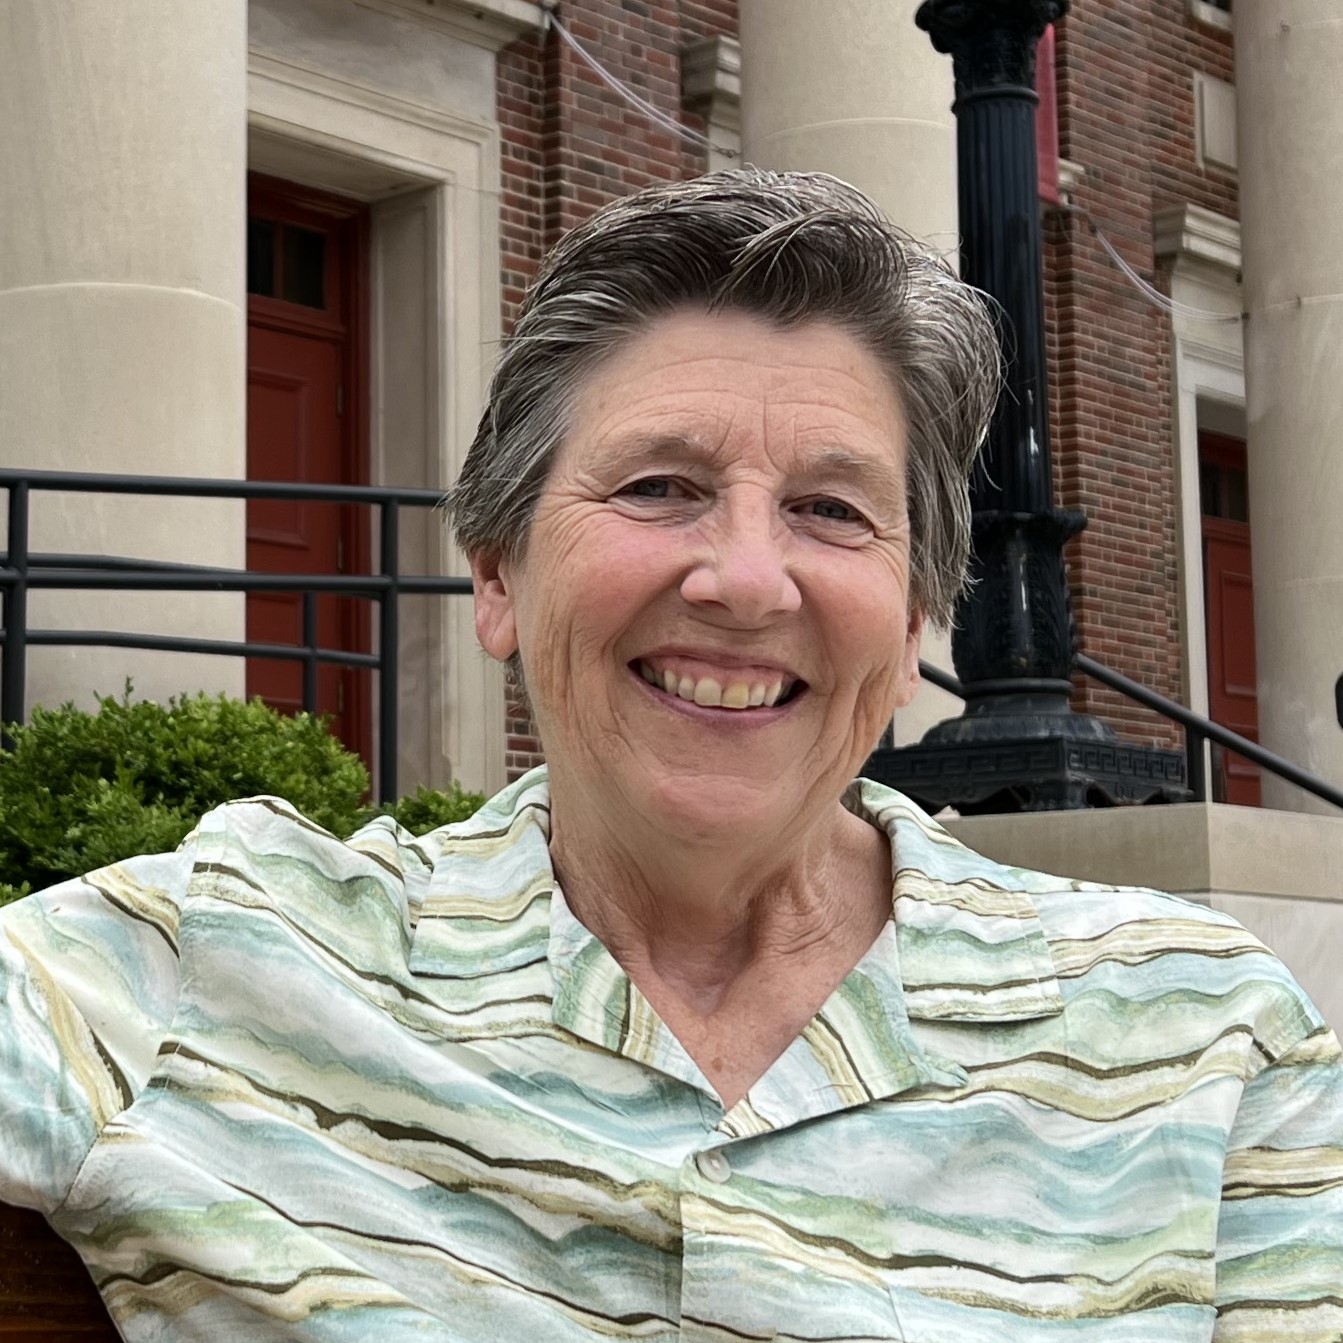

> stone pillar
[1236,0,1343,811]
[739,0,961,743]
[0,2,247,715]
[740,0,957,245]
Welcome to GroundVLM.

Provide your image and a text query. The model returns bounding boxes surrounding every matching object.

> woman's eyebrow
[594,431,724,467]
[797,449,906,501]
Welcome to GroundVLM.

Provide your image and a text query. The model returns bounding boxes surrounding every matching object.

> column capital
[916,0,1068,93]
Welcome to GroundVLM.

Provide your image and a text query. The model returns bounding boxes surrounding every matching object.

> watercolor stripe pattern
[2,766,1341,1340]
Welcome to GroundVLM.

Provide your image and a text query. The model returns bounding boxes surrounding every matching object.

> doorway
[246,174,371,768]
[1200,431,1260,806]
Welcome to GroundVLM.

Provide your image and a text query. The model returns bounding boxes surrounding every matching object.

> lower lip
[628,666,803,724]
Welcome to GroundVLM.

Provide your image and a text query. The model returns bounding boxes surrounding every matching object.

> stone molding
[1153,202,1241,278]
[681,35,741,133]
[249,51,498,147]
[1056,156,1086,203]
[350,0,545,50]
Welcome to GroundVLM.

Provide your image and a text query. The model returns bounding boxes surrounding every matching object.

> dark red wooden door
[246,177,369,766]
[1201,433,1260,806]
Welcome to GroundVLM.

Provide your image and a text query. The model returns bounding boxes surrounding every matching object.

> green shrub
[0,880,30,909]
[0,687,485,905]
[0,687,368,900]
[370,782,486,835]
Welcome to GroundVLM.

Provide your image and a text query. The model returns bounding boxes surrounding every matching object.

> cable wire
[541,8,738,159]
[1068,205,1242,325]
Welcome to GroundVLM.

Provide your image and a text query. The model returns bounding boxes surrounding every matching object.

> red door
[246,176,370,766]
[1200,433,1260,806]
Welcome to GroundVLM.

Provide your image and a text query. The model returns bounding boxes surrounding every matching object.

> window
[247,216,329,310]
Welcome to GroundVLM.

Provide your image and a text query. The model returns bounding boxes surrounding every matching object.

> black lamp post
[865,0,1186,812]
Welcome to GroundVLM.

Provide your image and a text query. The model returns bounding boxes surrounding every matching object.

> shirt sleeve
[0,845,194,1215]
[1214,1022,1343,1340]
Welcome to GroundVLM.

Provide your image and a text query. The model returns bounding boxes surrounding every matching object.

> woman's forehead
[558,311,908,473]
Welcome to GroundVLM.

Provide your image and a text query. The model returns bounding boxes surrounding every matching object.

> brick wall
[492,0,1231,778]
[1046,0,1236,748]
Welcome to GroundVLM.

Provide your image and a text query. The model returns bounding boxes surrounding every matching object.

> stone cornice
[350,0,545,51]
[1153,202,1241,277]
[681,35,741,130]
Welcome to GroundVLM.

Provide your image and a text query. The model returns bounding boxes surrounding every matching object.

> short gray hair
[446,169,1000,627]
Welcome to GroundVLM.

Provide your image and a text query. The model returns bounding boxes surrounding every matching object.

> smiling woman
[3,170,1342,1342]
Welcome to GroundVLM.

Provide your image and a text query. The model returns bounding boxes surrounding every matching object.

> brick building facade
[1046,0,1237,747]
[493,0,1241,777]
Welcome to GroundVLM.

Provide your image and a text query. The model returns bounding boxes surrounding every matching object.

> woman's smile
[631,653,805,711]
[630,659,806,716]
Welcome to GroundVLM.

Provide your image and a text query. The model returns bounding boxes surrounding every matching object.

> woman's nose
[679,493,802,624]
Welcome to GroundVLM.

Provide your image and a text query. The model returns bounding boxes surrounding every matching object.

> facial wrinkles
[576,333,901,473]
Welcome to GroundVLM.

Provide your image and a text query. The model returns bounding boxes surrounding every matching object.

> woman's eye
[618,477,687,500]
[805,497,864,523]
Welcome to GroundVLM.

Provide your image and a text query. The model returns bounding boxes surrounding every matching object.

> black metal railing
[3,467,1340,812]
[0,469,471,802]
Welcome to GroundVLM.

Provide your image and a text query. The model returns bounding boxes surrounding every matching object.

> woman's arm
[0,847,194,1214]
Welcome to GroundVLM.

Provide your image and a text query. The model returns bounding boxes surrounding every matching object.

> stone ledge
[350,0,545,50]
[681,35,741,130]
[1154,202,1241,277]
[947,802,1343,903]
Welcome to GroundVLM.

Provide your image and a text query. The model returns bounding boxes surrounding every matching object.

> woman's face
[471,310,923,844]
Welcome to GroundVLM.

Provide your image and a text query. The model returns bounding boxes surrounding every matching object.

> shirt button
[695,1149,732,1184]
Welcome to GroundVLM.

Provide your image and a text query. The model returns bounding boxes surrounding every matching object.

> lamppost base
[864,717,1188,814]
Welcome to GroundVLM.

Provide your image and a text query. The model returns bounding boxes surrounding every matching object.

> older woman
[2,171,1340,1342]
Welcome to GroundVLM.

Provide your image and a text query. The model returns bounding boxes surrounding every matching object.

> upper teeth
[637,661,791,710]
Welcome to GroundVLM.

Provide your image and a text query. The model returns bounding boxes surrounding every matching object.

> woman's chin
[629,769,800,845]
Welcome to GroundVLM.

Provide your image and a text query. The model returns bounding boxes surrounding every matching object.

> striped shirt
[2,767,1341,1341]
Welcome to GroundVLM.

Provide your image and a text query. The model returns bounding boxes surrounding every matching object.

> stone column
[738,0,961,743]
[0,2,248,715]
[1236,0,1343,811]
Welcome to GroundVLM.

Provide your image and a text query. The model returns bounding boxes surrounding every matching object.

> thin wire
[1068,205,1242,325]
[542,8,738,158]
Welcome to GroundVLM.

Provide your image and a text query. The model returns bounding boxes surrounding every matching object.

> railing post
[1,482,30,745]
[301,591,319,715]
[378,500,399,804]
[1185,725,1207,804]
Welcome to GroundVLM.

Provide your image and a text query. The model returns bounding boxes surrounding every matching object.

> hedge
[0,688,485,906]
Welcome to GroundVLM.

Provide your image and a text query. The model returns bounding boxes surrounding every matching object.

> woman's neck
[548,794,892,1018]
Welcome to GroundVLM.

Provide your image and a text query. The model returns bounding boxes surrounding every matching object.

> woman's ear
[893,605,925,710]
[469,549,519,662]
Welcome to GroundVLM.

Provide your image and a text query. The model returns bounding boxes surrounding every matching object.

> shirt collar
[409,768,1063,1125]
[851,779,1065,1024]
